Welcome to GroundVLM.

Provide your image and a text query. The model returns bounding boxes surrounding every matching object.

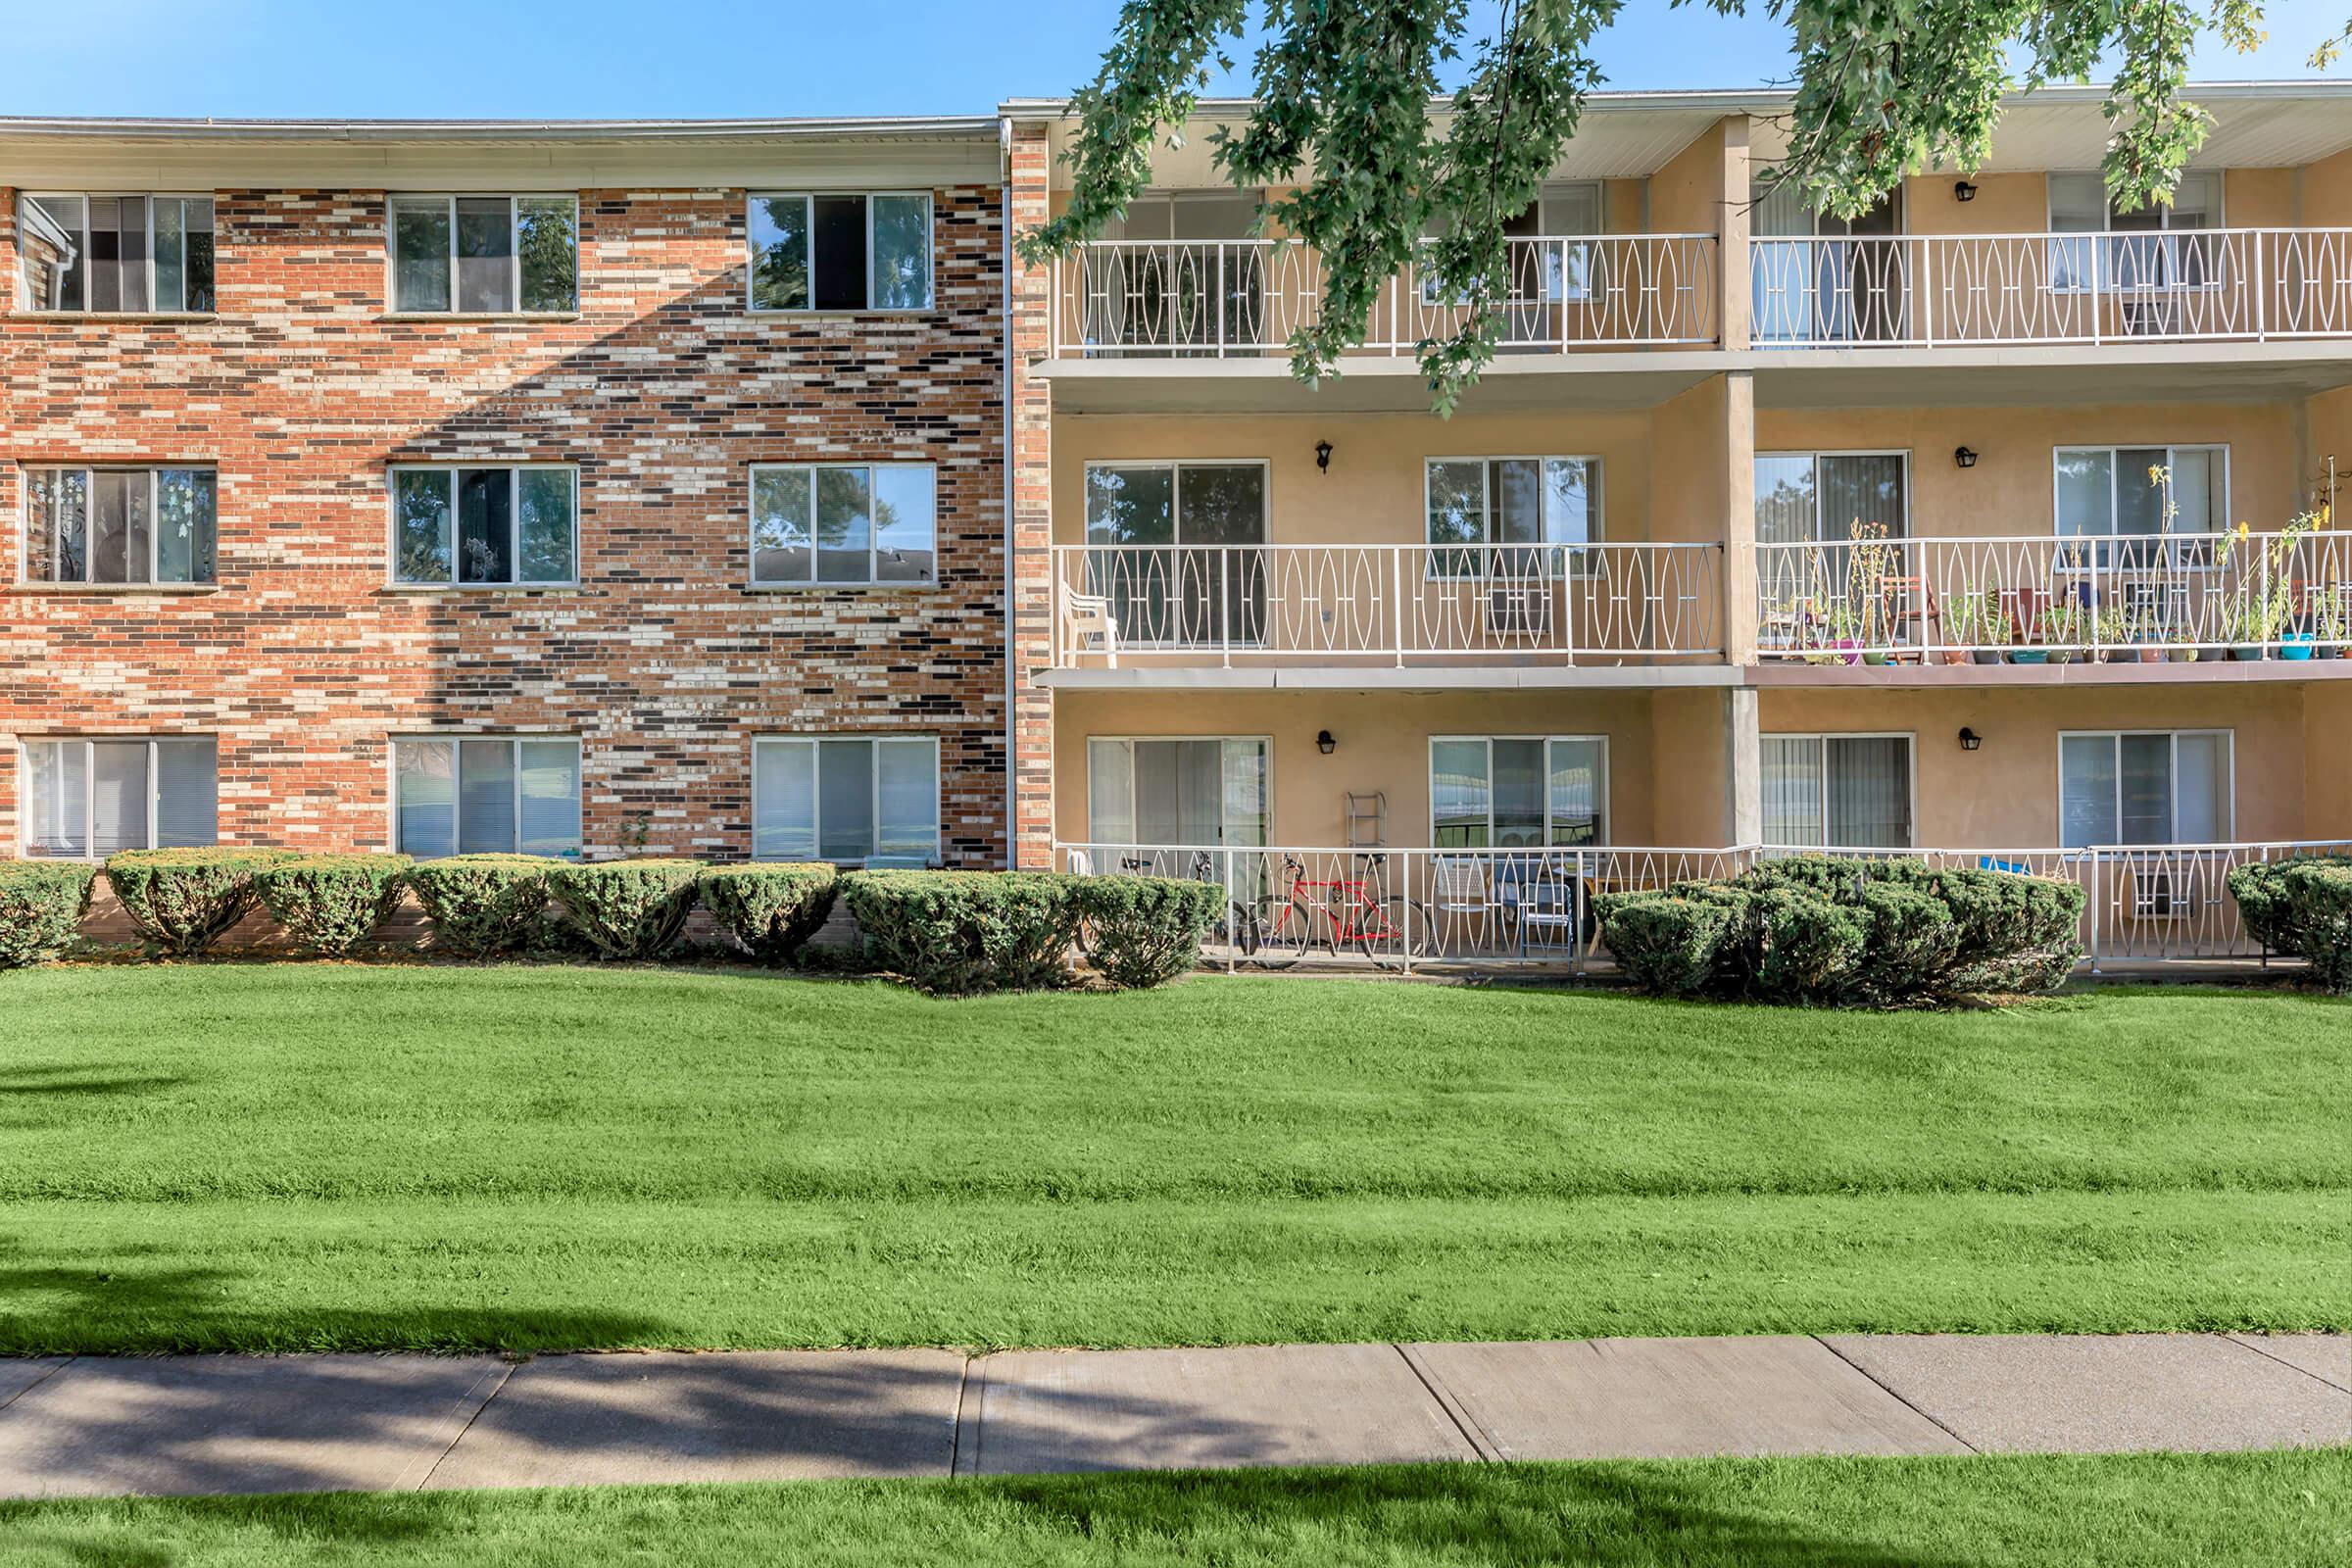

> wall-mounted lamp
[1953,446,1980,469]
[1314,439,1334,473]
[1954,180,1979,203]
[1316,729,1337,756]
[1958,727,1983,752]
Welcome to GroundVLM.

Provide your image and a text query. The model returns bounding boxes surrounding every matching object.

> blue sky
[11,0,2346,120]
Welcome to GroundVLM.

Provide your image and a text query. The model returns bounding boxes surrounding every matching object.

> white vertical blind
[457,739,517,855]
[517,740,583,858]
[1761,736,1823,845]
[154,739,218,850]
[1824,736,1911,847]
[394,741,458,859]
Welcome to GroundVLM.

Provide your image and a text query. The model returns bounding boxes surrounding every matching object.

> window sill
[744,581,939,593]
[379,312,583,323]
[747,308,939,318]
[11,312,217,322]
[6,581,220,595]
[378,582,581,594]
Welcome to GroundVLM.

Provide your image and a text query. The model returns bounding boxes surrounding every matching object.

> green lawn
[2,1454,2345,1568]
[1,965,2346,1352]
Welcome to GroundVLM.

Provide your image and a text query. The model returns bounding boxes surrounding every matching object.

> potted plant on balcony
[1939,589,1999,665]
[2030,602,2085,664]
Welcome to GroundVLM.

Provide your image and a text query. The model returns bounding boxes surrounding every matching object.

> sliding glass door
[1762,734,1913,848]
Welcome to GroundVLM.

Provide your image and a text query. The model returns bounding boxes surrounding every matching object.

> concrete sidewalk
[0,1334,2342,1499]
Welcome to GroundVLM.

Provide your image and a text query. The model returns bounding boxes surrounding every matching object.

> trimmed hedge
[255,854,413,956]
[2273,861,2352,992]
[105,848,299,957]
[547,859,706,959]
[1598,855,2083,1005]
[699,863,839,965]
[2228,857,2352,961]
[408,855,558,957]
[0,860,99,967]
[844,870,1082,995]
[1071,875,1222,989]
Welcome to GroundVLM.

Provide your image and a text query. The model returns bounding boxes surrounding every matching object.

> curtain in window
[2172,734,2228,843]
[1490,740,1546,848]
[395,741,458,860]
[458,739,517,854]
[752,740,817,859]
[1824,737,1909,847]
[154,739,219,850]
[1761,736,1823,845]
[517,741,582,858]
[875,740,940,859]
[454,197,514,313]
[1817,455,1906,541]
[817,739,877,861]
[89,743,150,855]
[1086,740,1136,846]
[2059,735,2118,849]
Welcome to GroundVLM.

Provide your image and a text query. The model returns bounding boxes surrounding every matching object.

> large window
[750,465,936,586]
[1430,737,1607,849]
[2054,446,2225,561]
[748,194,932,312]
[1763,734,1913,848]
[21,738,217,858]
[2048,171,2220,294]
[1754,453,1909,545]
[24,467,217,585]
[388,196,577,313]
[391,738,582,858]
[1086,737,1268,848]
[2059,731,2231,849]
[1083,462,1268,645]
[1425,457,1600,576]
[390,466,576,586]
[753,736,939,864]
[19,195,215,313]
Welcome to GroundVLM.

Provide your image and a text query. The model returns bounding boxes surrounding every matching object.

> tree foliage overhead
[1017,0,2331,412]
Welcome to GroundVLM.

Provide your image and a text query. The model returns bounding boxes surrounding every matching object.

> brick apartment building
[1,117,1008,866]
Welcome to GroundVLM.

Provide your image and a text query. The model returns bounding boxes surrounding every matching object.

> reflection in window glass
[750,465,935,585]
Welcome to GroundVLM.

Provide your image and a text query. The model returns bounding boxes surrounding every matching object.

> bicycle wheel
[1353,897,1424,970]
[1227,901,1262,957]
[1250,898,1315,969]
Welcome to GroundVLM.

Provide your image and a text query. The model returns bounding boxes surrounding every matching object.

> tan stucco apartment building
[1002,82,2352,965]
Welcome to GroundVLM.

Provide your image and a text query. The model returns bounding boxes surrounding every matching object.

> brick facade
[0,179,1009,863]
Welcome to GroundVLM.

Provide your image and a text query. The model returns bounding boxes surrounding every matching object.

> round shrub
[1750,889,1868,1004]
[699,862,839,965]
[546,859,707,960]
[255,854,414,956]
[2278,861,2352,993]
[105,848,299,957]
[408,855,558,957]
[0,861,99,967]
[1598,896,1731,997]
[1848,883,1961,1004]
[1071,875,1222,989]
[844,870,1082,996]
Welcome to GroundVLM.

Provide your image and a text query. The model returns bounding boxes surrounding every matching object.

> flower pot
[2227,645,2265,661]
[1940,648,1972,667]
[2136,648,2166,664]
[1971,649,2004,665]
[2008,650,2047,665]
[2169,648,2200,663]
[1862,651,1889,666]
[2280,634,2316,662]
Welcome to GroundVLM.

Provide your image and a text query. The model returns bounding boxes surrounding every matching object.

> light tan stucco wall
[1900,172,2044,235]
[2304,146,2352,226]
[1755,403,2302,536]
[1053,688,1661,847]
[1054,410,1659,548]
[2301,683,2352,840]
[1649,117,1737,236]
[2307,386,2352,511]
[1758,683,2309,846]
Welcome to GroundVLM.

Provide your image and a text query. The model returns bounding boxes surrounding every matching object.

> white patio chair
[1062,592,1119,666]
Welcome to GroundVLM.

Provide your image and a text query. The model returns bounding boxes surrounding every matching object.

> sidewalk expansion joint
[407,1359,515,1492]
[1810,1336,1981,1454]
[2222,1332,2352,1395]
[1393,1343,1503,1462]
[0,1358,74,1416]
[950,1354,983,1477]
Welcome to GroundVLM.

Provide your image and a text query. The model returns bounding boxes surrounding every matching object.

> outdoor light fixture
[1954,446,1979,468]
[1314,439,1334,473]
[1954,180,1979,202]
[1317,729,1337,755]
[1958,727,1983,752]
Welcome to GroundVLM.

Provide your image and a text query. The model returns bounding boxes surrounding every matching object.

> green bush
[2226,858,2352,959]
[1935,866,2086,993]
[408,855,558,957]
[1849,883,1961,1004]
[2278,862,2352,992]
[843,870,1082,995]
[546,859,707,960]
[0,861,99,967]
[1599,896,1731,997]
[1071,875,1222,989]
[1751,889,1868,1004]
[105,848,298,957]
[255,854,413,956]
[700,863,840,965]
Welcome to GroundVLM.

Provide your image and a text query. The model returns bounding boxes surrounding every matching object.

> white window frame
[18,736,218,858]
[2046,171,2224,296]
[2057,729,2235,850]
[746,462,939,588]
[1081,458,1273,543]
[23,466,219,586]
[1084,734,1273,848]
[744,191,935,314]
[383,194,578,315]
[386,734,583,860]
[17,192,216,315]
[2050,444,2229,547]
[384,465,579,589]
[1422,455,1605,578]
[1761,731,1918,850]
[750,734,942,865]
[1428,734,1611,847]
[1753,450,1913,542]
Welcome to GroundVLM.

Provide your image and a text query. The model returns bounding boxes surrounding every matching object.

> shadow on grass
[0,1064,188,1100]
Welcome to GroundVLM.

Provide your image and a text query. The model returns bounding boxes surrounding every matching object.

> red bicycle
[1244,854,1429,970]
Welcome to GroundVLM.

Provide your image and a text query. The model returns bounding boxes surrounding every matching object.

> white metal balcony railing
[1051,235,1722,357]
[1754,530,2352,662]
[1749,228,2352,347]
[1057,839,2352,970]
[1052,543,1724,666]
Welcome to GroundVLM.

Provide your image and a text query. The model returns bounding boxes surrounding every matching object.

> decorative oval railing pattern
[1053,543,1724,665]
[1754,530,2352,662]
[1750,229,2352,347]
[1059,839,2352,970]
[1052,234,1721,357]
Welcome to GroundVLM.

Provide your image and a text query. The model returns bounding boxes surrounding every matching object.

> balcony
[1051,543,1724,669]
[1755,530,2352,663]
[1048,235,1721,359]
[1749,229,2352,348]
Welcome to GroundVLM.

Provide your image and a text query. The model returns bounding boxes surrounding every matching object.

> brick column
[1005,121,1057,868]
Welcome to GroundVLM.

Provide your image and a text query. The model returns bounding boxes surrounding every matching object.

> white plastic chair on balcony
[1431,855,1495,949]
[1062,592,1120,666]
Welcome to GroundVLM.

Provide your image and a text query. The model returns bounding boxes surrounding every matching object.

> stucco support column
[1004,120,1056,869]
[1722,368,1757,664]
[1716,118,1751,352]
[1726,686,1761,846]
